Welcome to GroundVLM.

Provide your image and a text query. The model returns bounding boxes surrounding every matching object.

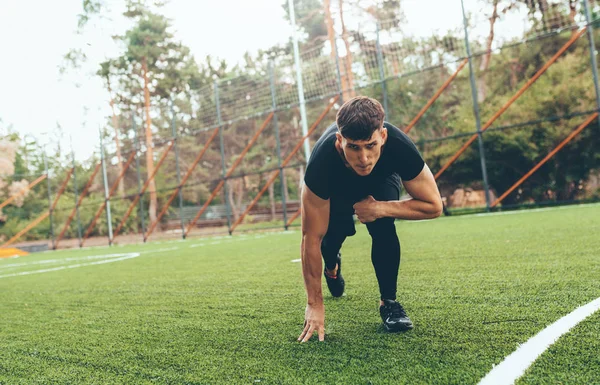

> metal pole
[70,143,83,247]
[461,0,491,211]
[269,61,289,230]
[375,22,389,118]
[288,0,311,162]
[99,129,114,245]
[133,113,146,236]
[43,151,56,249]
[332,33,344,104]
[583,0,600,131]
[215,81,233,235]
[170,98,186,239]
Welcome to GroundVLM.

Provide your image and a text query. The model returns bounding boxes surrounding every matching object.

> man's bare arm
[298,184,330,342]
[353,165,443,223]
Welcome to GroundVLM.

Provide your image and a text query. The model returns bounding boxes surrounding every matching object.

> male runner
[298,96,443,342]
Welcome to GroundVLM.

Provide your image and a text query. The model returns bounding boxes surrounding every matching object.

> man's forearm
[378,198,442,220]
[301,236,324,305]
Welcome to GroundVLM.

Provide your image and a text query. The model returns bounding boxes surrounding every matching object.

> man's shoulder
[383,121,407,139]
[384,121,418,148]
[311,123,338,158]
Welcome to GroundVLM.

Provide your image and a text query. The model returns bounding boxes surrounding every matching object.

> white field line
[478,296,600,385]
[141,247,179,255]
[0,253,139,270]
[0,253,140,279]
[291,259,301,263]
[187,231,297,249]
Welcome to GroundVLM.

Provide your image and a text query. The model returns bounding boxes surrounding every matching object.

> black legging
[321,178,401,300]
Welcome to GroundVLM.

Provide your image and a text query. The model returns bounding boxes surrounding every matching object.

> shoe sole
[383,323,414,332]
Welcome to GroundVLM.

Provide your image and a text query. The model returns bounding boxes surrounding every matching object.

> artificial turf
[1,203,599,384]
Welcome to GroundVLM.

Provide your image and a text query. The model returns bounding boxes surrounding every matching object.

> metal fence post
[215,80,233,234]
[99,129,114,245]
[133,113,146,236]
[170,98,186,239]
[583,0,600,130]
[288,0,311,162]
[43,151,56,249]
[376,22,389,117]
[332,33,344,104]
[70,146,83,247]
[461,0,492,211]
[269,61,289,230]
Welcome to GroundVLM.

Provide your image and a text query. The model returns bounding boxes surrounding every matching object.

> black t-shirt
[304,122,425,202]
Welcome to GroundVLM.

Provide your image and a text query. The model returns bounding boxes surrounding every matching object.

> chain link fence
[2,0,599,248]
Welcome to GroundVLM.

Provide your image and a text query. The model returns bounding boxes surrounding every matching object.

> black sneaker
[324,253,345,297]
[379,299,413,332]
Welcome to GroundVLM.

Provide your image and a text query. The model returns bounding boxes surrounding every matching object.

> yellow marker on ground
[0,248,29,258]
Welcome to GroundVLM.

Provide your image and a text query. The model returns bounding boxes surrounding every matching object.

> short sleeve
[303,142,331,200]
[393,131,425,181]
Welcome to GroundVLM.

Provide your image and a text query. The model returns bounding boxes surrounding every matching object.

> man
[298,96,443,343]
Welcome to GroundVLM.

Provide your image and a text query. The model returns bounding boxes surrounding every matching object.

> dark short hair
[336,96,385,141]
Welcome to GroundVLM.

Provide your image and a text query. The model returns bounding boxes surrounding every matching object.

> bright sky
[0,0,527,162]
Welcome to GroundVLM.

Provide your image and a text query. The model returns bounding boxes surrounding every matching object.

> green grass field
[1,204,599,384]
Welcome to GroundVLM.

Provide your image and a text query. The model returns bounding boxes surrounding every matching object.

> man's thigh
[369,173,401,202]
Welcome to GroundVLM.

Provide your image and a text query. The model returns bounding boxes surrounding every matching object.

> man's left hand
[353,195,382,223]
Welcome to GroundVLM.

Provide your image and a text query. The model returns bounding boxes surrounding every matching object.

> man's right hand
[298,303,325,342]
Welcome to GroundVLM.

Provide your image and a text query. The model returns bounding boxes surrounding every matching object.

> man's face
[336,127,387,176]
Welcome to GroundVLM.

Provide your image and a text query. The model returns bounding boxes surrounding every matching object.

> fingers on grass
[298,323,310,342]
[301,325,315,343]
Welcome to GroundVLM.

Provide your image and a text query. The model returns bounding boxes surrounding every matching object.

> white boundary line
[478,296,600,385]
[0,253,140,279]
[0,253,134,270]
[142,247,179,254]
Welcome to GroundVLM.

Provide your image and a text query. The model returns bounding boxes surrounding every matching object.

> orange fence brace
[1,212,50,248]
[81,151,137,246]
[183,112,275,237]
[113,141,175,239]
[491,112,598,208]
[404,58,469,134]
[0,174,47,211]
[229,96,339,233]
[51,168,74,212]
[55,162,101,248]
[434,27,587,180]
[1,169,74,248]
[286,208,301,228]
[144,127,220,241]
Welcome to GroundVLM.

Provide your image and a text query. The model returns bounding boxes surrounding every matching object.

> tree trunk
[107,78,125,199]
[477,0,499,103]
[236,177,246,218]
[142,57,157,224]
[227,180,239,220]
[509,59,519,88]
[339,0,355,101]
